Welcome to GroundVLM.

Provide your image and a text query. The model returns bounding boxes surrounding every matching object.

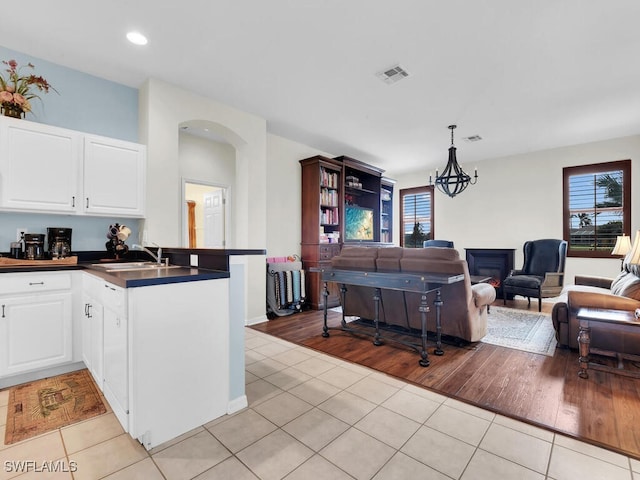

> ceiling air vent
[376,65,409,85]
[463,135,483,142]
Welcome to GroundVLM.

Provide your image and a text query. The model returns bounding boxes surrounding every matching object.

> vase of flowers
[0,59,56,119]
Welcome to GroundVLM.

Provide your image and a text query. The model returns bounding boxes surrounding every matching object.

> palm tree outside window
[563,160,631,257]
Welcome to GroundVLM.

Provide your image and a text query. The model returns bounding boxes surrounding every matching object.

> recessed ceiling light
[126,31,148,46]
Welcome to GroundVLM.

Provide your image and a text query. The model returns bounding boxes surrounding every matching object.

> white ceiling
[2,0,640,175]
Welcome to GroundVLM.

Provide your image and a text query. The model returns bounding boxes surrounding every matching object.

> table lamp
[612,234,633,270]
[628,230,640,319]
[629,230,640,263]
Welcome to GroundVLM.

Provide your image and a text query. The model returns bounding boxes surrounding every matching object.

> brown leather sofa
[551,262,640,353]
[330,246,496,343]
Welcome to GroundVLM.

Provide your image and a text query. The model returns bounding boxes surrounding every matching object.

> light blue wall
[0,46,141,252]
[0,46,138,141]
[0,213,141,254]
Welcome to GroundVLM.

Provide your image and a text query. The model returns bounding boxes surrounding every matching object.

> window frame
[399,185,434,248]
[562,159,631,258]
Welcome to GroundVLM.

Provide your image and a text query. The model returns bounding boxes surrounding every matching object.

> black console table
[315,268,464,367]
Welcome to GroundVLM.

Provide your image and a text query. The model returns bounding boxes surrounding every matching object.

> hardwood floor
[251,299,640,460]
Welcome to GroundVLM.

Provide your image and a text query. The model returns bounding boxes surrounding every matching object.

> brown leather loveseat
[551,262,640,353]
[330,246,496,343]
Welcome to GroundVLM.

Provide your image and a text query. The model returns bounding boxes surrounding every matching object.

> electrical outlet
[16,228,26,242]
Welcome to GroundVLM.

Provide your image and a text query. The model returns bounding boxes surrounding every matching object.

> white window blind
[400,187,433,248]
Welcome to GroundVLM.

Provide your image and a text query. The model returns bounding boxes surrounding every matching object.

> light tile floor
[1,328,640,479]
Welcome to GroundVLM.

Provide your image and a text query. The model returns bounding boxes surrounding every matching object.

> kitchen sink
[90,262,183,272]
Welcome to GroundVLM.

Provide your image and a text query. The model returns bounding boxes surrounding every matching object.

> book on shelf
[320,187,338,206]
[320,207,339,225]
[320,167,338,189]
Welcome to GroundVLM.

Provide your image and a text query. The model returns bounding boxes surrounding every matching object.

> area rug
[483,306,557,356]
[4,369,107,445]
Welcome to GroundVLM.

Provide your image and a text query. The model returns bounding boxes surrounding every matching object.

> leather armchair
[502,239,568,311]
[552,267,640,352]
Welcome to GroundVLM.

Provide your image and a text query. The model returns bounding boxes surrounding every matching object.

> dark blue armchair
[502,239,568,311]
[423,240,454,248]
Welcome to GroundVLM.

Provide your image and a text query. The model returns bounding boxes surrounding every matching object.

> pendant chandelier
[430,125,478,198]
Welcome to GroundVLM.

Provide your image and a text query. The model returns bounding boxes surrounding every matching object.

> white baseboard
[246,314,267,326]
[227,395,248,414]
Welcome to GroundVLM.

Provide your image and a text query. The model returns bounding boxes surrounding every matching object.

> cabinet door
[89,300,104,390]
[81,292,92,369]
[0,293,72,376]
[83,135,146,217]
[103,305,128,427]
[0,117,80,213]
[81,292,104,389]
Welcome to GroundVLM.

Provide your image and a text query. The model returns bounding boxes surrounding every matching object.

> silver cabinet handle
[72,196,75,207]
[1,305,4,318]
[29,282,44,286]
[86,197,89,208]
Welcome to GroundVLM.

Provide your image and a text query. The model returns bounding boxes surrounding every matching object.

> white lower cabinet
[89,303,104,389]
[101,282,128,428]
[81,275,104,390]
[0,270,230,451]
[0,272,73,377]
[82,275,229,450]
[127,279,229,449]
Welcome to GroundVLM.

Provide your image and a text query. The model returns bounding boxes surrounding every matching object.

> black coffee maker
[24,233,45,260]
[47,227,72,259]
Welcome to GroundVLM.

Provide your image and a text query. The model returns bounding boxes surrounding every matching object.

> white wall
[179,132,236,186]
[389,134,640,284]
[180,132,236,247]
[139,78,267,324]
[265,134,334,258]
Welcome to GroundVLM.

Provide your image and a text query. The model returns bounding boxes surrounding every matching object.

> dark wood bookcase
[381,177,395,244]
[299,155,394,309]
[300,156,344,309]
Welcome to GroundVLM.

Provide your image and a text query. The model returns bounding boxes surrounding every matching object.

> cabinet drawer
[318,244,341,260]
[101,282,127,318]
[0,272,72,295]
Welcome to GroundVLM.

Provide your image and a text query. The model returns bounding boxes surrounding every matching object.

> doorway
[183,180,229,248]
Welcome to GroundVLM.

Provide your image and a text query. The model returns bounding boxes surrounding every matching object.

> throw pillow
[610,270,640,301]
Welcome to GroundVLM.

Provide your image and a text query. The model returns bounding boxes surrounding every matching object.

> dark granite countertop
[0,258,229,288]
[83,265,229,288]
[0,248,266,287]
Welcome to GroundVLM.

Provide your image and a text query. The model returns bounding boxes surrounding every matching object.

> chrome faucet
[131,243,163,265]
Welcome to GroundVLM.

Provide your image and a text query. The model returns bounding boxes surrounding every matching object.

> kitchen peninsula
[0,248,264,450]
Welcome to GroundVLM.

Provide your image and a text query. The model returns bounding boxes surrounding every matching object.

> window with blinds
[400,186,434,248]
[562,160,631,257]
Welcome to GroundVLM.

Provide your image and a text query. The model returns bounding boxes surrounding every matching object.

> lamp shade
[628,230,640,265]
[612,234,632,256]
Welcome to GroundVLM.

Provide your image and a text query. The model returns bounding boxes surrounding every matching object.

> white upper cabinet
[0,117,146,217]
[0,116,80,213]
[83,135,146,217]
